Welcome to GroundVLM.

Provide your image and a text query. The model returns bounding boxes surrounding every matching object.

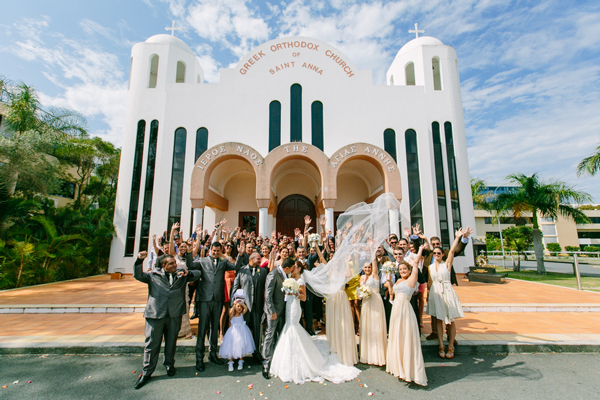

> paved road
[1,353,598,399]
[488,259,600,277]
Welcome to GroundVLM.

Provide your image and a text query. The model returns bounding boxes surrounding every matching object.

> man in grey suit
[262,257,295,379]
[133,251,200,389]
[185,241,239,371]
[231,251,268,359]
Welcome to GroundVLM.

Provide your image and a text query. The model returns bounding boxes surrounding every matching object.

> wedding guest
[427,229,467,359]
[359,260,386,366]
[326,263,358,366]
[133,251,200,389]
[259,244,271,268]
[173,241,193,339]
[220,240,237,340]
[386,255,427,386]
[219,290,256,372]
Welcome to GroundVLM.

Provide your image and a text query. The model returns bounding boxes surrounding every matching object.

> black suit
[231,264,268,353]
[133,258,200,376]
[186,253,238,365]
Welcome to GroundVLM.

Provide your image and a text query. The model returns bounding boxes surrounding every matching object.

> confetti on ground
[259,392,263,396]
[357,379,361,382]
[324,383,327,386]
[132,371,136,374]
[359,384,363,387]
[195,373,198,376]
[367,392,374,396]
[284,385,289,389]
[216,391,221,394]
[364,384,369,388]
[2,386,7,389]
[84,376,92,380]
[13,381,19,384]
[28,381,32,384]
[237,380,240,383]
[267,384,271,387]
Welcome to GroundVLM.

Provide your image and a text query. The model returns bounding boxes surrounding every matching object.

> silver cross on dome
[409,23,425,39]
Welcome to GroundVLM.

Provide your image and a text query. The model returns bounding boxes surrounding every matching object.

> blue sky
[2,0,600,201]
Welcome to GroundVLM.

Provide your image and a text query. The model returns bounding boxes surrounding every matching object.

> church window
[139,120,159,252]
[390,75,394,85]
[405,62,415,86]
[432,122,450,247]
[432,57,442,90]
[445,122,462,231]
[405,129,423,228]
[195,127,209,162]
[176,61,186,83]
[168,128,187,231]
[290,84,302,142]
[124,120,146,256]
[269,100,281,151]
[311,101,323,151]
[149,54,159,88]
[383,129,397,162]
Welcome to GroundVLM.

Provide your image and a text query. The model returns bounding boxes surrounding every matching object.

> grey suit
[186,253,238,366]
[133,258,200,376]
[261,267,287,369]
[231,264,268,353]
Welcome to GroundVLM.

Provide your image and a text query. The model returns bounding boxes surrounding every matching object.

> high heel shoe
[446,347,455,359]
[438,346,446,359]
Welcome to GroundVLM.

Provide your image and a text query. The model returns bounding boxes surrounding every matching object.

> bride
[269,260,360,384]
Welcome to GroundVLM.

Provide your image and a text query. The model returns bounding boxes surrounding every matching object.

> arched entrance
[276,194,316,235]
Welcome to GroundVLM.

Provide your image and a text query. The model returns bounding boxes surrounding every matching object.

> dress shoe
[307,330,316,336]
[262,368,270,380]
[196,361,205,372]
[209,353,224,365]
[166,365,176,376]
[134,374,151,389]
[425,333,438,341]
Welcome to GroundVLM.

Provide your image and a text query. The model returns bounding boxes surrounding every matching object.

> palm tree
[577,143,600,176]
[496,173,591,274]
[471,177,492,210]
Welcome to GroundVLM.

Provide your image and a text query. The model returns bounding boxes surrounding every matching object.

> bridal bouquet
[356,284,372,300]
[307,233,322,248]
[381,261,397,275]
[281,278,300,295]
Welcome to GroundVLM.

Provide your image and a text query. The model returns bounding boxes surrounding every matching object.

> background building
[108,33,476,273]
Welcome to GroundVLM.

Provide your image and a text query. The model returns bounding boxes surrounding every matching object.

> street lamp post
[494,187,507,269]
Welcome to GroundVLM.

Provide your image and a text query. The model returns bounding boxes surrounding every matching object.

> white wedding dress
[269,278,361,384]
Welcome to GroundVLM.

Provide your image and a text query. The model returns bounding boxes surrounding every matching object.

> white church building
[108,31,476,273]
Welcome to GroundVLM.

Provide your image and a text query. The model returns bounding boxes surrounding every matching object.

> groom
[262,257,295,379]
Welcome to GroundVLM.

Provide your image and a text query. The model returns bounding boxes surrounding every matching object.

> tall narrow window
[195,127,209,162]
[445,122,462,231]
[311,101,323,150]
[269,100,281,151]
[168,128,187,231]
[125,120,146,256]
[389,75,394,85]
[383,129,397,162]
[139,120,159,252]
[405,62,415,86]
[149,54,159,88]
[432,57,441,90]
[290,84,302,142]
[176,61,186,83]
[405,129,423,228]
[432,122,450,247]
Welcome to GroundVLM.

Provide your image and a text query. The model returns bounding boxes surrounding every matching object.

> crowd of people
[133,210,473,389]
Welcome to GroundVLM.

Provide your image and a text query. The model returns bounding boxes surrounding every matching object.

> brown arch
[331,143,402,203]
[190,142,264,210]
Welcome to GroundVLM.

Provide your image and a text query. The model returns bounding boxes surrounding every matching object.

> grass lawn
[495,268,600,293]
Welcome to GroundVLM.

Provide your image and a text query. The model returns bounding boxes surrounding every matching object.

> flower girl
[219,289,256,372]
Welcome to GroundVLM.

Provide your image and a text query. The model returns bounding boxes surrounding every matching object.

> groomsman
[133,251,200,389]
[262,257,295,379]
[186,242,239,372]
[231,251,268,358]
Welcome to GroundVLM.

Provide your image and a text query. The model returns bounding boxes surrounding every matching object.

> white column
[192,208,203,231]
[388,209,400,237]
[325,208,334,234]
[203,207,216,235]
[259,207,268,237]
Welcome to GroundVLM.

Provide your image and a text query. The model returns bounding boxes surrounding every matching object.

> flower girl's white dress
[269,278,360,384]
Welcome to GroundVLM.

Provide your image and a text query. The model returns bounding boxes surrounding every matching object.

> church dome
[397,36,444,55]
[145,34,195,54]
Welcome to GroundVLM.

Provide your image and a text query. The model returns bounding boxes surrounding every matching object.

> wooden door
[276,194,316,236]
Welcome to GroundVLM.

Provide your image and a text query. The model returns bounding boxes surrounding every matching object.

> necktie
[169,273,173,285]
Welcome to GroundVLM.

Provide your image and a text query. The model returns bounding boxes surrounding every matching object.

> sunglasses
[433,252,443,255]
[225,244,233,248]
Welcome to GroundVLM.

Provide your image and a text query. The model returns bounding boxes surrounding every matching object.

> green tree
[577,142,600,176]
[502,226,533,272]
[471,177,492,210]
[496,173,591,274]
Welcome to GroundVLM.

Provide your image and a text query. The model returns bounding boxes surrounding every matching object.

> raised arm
[133,251,150,284]
[446,228,465,270]
[314,242,327,264]
[152,234,161,256]
[168,222,179,256]
[371,258,379,281]
[406,258,420,289]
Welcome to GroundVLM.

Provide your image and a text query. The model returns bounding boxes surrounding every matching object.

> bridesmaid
[427,228,466,359]
[386,245,427,386]
[358,260,386,366]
